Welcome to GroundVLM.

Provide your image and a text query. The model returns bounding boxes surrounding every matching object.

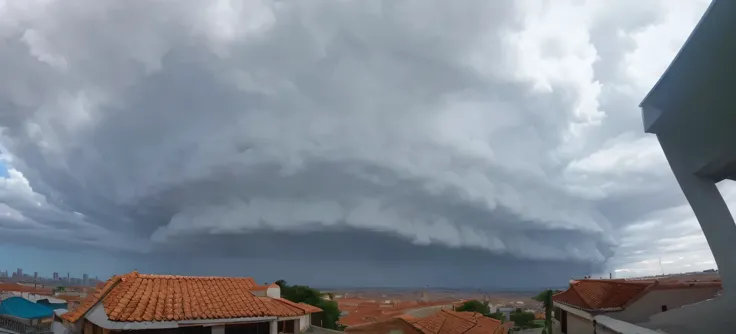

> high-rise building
[82,274,89,286]
[34,272,38,281]
[16,268,22,277]
[53,272,59,280]
[67,272,70,283]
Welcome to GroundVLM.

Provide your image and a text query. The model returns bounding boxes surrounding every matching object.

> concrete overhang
[641,0,736,134]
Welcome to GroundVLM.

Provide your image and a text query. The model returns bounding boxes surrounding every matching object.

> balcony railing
[0,316,52,334]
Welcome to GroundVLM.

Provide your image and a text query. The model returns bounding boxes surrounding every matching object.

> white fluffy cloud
[0,0,720,285]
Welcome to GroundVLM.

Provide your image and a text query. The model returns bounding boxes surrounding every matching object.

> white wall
[267,285,281,299]
[298,314,310,332]
[608,288,720,324]
[566,313,593,334]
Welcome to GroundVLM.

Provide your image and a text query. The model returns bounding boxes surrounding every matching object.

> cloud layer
[0,0,721,286]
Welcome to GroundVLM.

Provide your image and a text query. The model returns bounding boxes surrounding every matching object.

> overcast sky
[0,0,728,289]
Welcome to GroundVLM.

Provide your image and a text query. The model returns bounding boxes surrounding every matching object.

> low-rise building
[345,309,511,334]
[551,279,720,333]
[57,271,322,334]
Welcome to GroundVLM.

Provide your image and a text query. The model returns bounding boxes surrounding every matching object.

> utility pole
[659,258,665,276]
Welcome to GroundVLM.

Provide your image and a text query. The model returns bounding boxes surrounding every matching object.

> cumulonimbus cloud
[0,0,717,284]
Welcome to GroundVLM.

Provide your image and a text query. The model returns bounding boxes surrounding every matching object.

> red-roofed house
[57,271,322,334]
[552,279,720,333]
[345,309,512,334]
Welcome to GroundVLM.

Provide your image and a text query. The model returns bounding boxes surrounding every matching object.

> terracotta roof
[56,295,84,302]
[0,283,54,295]
[346,310,503,334]
[346,317,423,334]
[60,271,319,324]
[553,279,722,311]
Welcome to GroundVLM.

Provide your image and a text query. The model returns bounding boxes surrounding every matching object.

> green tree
[533,290,555,334]
[456,300,490,315]
[488,311,505,322]
[510,310,536,329]
[276,280,343,331]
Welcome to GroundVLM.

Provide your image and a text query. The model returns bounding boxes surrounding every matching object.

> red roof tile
[56,295,84,302]
[346,310,503,334]
[60,271,320,323]
[553,279,722,311]
[0,283,54,295]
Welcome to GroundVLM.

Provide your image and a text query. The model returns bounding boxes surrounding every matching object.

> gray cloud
[0,0,720,286]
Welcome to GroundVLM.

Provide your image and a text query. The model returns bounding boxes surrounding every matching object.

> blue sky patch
[0,161,8,178]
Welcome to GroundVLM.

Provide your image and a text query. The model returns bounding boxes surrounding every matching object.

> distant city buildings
[0,267,97,286]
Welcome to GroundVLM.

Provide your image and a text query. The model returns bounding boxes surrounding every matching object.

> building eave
[639,0,719,109]
[84,304,277,330]
[552,301,622,315]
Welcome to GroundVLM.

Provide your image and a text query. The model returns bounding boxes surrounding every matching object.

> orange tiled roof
[0,283,54,295]
[56,294,84,302]
[553,279,651,310]
[60,271,319,323]
[553,279,721,311]
[346,317,423,334]
[346,310,503,334]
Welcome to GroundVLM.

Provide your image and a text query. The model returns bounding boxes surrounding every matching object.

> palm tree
[534,290,554,334]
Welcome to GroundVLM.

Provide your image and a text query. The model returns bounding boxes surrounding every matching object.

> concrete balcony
[639,0,736,333]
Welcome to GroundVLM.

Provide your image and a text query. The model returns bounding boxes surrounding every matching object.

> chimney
[266,283,281,299]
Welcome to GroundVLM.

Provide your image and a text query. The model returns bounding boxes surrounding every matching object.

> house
[640,0,736,332]
[57,271,323,334]
[0,296,55,333]
[551,279,721,333]
[345,309,511,334]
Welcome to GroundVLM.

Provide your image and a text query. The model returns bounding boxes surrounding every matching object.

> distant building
[81,274,89,286]
[345,309,510,334]
[53,272,59,281]
[552,279,721,333]
[33,272,38,281]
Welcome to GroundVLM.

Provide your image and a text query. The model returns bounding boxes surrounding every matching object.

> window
[661,305,668,312]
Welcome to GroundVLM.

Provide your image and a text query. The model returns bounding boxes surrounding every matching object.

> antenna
[659,257,665,276]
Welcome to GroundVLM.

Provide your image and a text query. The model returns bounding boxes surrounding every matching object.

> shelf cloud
[0,0,719,287]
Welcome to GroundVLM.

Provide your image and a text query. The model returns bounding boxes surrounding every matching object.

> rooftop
[553,279,722,312]
[60,271,321,324]
[346,309,504,334]
[0,283,54,295]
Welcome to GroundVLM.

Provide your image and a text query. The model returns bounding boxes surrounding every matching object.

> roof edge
[86,303,277,330]
[639,0,719,108]
[61,274,126,323]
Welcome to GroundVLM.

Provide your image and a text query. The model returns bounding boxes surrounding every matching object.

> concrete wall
[608,288,720,324]
[267,285,281,299]
[552,313,595,334]
[298,315,310,332]
[566,312,593,334]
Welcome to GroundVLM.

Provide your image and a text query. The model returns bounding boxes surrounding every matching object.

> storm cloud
[0,0,722,287]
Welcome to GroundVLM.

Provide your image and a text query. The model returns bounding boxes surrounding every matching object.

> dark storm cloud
[0,0,720,285]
